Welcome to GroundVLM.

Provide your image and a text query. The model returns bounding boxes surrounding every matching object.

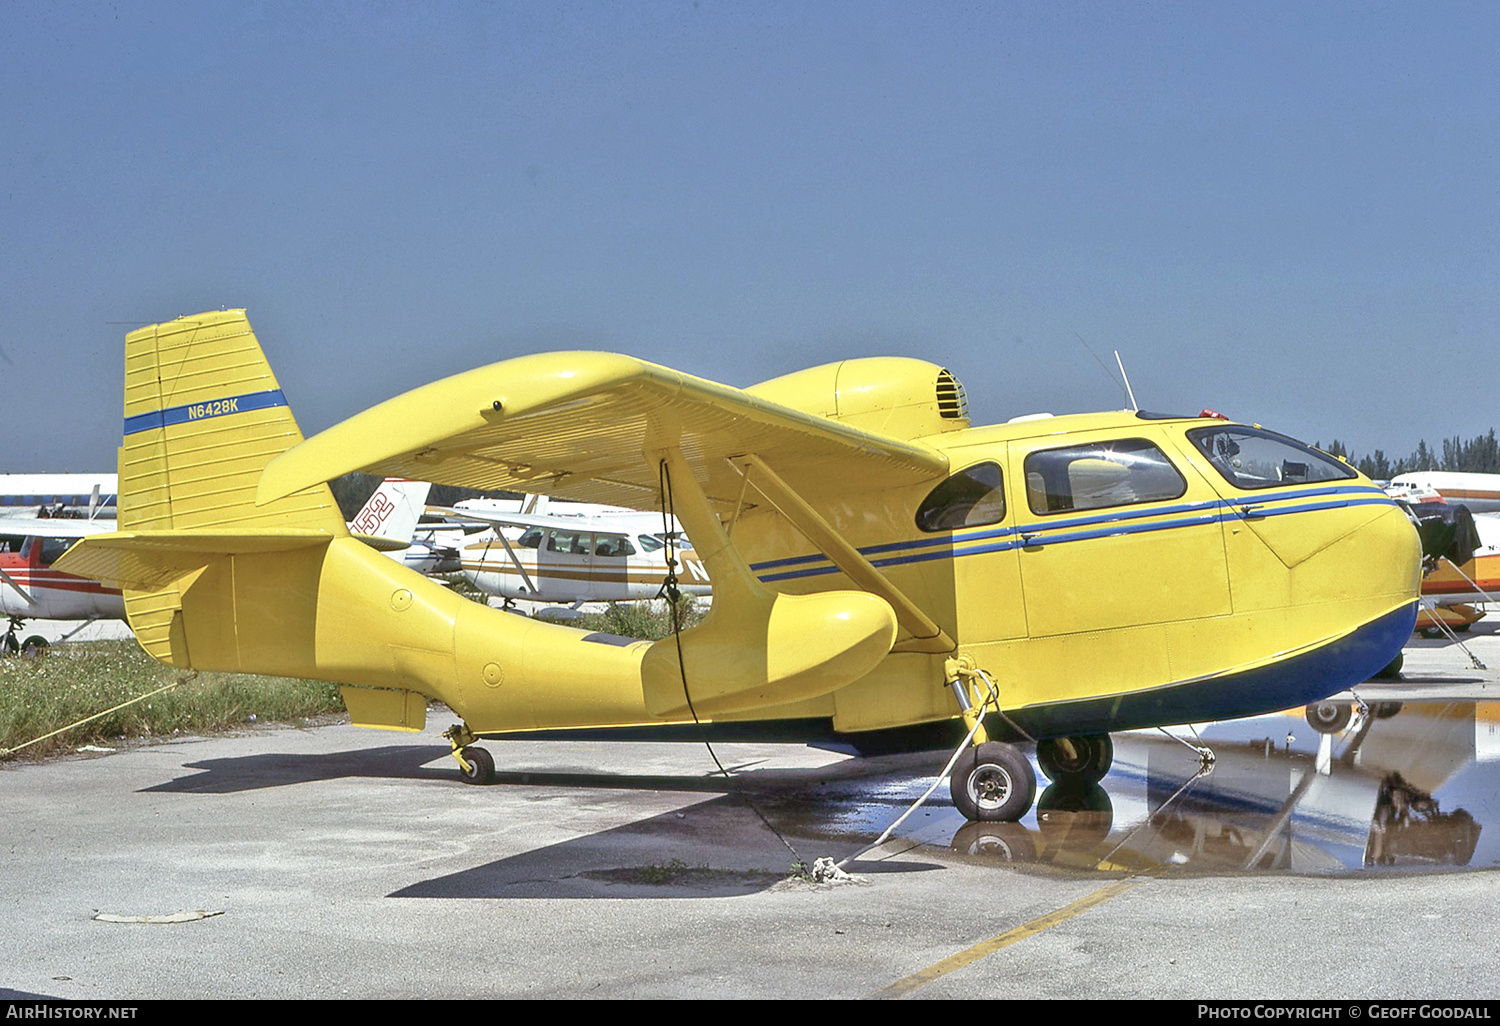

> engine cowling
[746,357,969,440]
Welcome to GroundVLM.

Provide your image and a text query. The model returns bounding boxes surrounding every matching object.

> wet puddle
[928,698,1500,875]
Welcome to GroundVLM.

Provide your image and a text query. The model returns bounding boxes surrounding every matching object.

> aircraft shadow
[140,744,454,793]
[389,794,943,901]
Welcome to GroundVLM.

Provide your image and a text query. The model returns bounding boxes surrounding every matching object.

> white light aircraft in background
[0,473,118,519]
[0,517,122,654]
[1386,472,1500,514]
[0,477,439,655]
[434,502,710,606]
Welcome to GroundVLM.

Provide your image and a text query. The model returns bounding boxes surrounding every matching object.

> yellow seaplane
[57,310,1422,822]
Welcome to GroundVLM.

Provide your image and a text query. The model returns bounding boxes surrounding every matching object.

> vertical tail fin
[119,309,345,534]
[112,310,345,661]
[349,478,433,547]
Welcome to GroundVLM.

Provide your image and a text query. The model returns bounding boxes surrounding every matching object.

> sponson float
[57,310,1421,822]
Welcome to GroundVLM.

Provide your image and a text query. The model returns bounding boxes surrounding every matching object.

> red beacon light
[1199,408,1230,420]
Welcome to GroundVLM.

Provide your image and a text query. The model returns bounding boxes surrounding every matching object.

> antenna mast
[1114,351,1139,412]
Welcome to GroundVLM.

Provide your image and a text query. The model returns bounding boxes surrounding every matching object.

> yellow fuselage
[62,313,1421,745]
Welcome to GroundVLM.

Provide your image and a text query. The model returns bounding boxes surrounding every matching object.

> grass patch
[569,597,705,641]
[0,640,345,762]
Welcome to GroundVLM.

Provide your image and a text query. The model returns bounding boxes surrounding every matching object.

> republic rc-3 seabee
[58,311,1421,822]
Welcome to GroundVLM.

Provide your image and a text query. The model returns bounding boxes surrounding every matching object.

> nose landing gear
[2,618,49,658]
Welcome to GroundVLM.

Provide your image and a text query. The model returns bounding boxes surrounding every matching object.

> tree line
[1316,429,1500,481]
[329,472,518,521]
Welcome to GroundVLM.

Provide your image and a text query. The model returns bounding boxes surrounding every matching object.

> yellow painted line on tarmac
[871,877,1145,999]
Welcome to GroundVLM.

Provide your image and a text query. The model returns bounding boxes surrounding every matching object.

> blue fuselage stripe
[123,389,288,436]
[751,485,1395,582]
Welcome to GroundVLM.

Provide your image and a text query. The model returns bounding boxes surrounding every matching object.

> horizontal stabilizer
[54,529,337,590]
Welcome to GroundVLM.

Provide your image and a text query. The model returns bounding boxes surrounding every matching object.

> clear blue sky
[3,1,1495,472]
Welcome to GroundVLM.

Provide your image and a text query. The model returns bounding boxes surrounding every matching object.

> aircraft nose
[1282,501,1422,679]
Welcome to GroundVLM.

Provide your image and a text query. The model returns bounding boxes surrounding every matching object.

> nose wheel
[1,618,45,658]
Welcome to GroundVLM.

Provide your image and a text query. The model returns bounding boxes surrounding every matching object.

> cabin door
[1009,433,1232,638]
[538,528,595,602]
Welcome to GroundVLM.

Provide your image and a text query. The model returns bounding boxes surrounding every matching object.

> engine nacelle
[746,357,969,440]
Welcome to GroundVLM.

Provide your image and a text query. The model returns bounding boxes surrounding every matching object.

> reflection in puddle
[942,699,1499,875]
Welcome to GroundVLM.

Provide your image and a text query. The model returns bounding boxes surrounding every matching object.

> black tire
[950,741,1036,822]
[1372,701,1403,720]
[0,634,17,656]
[458,746,495,785]
[1305,701,1352,735]
[20,635,49,659]
[1372,653,1404,681]
[1035,734,1114,785]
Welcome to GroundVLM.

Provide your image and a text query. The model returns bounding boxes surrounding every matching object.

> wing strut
[491,530,538,596]
[0,565,39,607]
[637,447,898,717]
[729,455,955,654]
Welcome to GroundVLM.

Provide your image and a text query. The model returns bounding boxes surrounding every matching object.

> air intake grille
[936,369,968,420]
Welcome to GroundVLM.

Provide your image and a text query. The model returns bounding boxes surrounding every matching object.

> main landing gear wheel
[1305,701,1353,735]
[950,741,1036,822]
[1035,734,1114,785]
[20,636,48,658]
[458,746,495,785]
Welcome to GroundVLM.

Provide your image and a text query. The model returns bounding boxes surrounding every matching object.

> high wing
[425,508,578,532]
[258,353,949,513]
[425,506,668,536]
[0,518,115,540]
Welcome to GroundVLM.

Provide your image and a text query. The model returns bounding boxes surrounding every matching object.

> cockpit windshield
[1187,426,1357,491]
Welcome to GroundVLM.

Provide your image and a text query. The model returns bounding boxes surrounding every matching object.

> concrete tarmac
[3,624,1499,1001]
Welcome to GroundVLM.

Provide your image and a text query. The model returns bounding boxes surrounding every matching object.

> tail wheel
[458,746,495,785]
[951,741,1036,822]
[1305,701,1353,735]
[1035,734,1114,785]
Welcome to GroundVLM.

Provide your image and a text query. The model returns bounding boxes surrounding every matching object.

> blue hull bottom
[1007,602,1419,739]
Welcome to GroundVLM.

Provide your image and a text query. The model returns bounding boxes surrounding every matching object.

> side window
[915,462,1006,533]
[517,528,544,549]
[636,534,664,553]
[595,534,635,557]
[1024,439,1186,514]
[546,530,588,554]
[1187,426,1357,491]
